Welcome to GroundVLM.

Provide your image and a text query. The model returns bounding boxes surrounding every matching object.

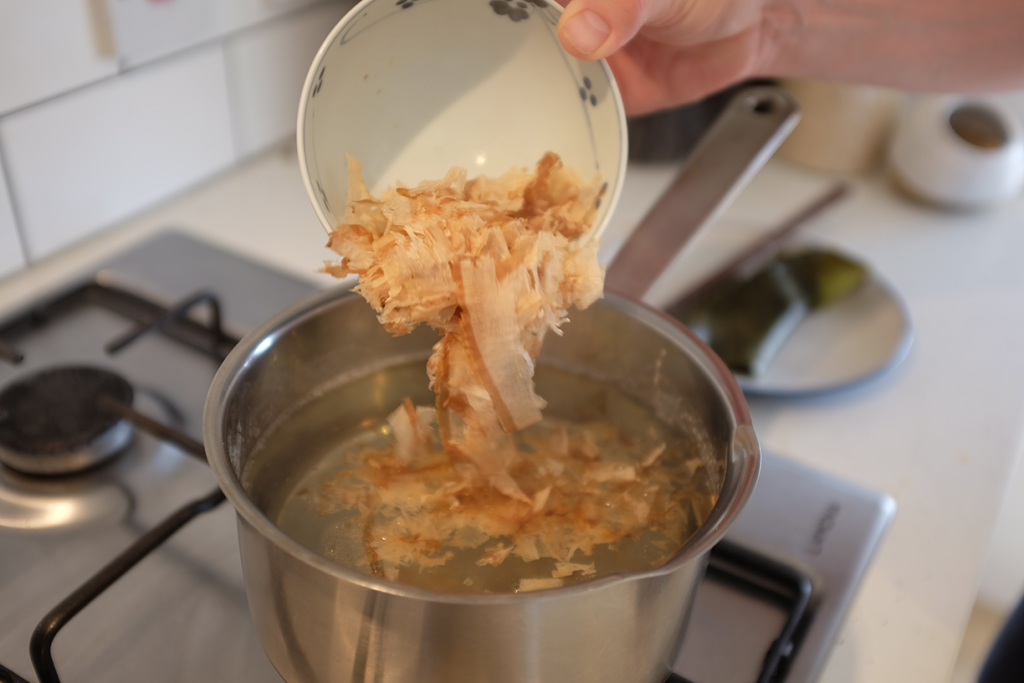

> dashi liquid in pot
[253,360,720,594]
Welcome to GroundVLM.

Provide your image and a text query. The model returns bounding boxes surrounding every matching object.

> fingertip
[558,5,614,59]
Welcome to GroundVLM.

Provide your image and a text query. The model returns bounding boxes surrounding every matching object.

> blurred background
[0,0,354,272]
[0,2,1023,681]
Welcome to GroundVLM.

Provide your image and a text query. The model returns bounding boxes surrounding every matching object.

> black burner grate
[0,366,134,475]
[0,279,814,683]
[0,367,132,453]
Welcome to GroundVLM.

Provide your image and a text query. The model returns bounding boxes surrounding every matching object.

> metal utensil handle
[604,86,800,300]
[668,181,849,313]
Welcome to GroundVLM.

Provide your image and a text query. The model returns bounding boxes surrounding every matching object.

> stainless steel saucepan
[204,85,798,683]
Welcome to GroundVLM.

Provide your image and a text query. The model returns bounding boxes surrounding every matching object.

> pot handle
[604,86,800,301]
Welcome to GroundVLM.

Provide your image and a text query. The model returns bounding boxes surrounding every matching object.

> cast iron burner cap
[0,366,134,476]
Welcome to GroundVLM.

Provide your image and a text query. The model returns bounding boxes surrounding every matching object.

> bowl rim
[295,0,629,241]
[204,287,760,605]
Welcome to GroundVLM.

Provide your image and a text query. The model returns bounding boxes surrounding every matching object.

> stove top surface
[0,232,894,683]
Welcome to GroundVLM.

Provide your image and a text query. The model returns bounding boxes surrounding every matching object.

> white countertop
[2,140,1023,683]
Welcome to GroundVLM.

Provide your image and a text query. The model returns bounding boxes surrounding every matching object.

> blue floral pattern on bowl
[298,0,627,243]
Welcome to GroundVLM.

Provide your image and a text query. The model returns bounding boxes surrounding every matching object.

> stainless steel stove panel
[0,232,895,683]
[677,455,896,683]
[0,233,313,682]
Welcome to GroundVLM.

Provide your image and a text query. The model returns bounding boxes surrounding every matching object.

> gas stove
[0,232,894,683]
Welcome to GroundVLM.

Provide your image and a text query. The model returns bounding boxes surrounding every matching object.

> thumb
[557,0,666,60]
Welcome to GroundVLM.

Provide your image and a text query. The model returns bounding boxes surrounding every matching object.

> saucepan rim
[204,286,759,605]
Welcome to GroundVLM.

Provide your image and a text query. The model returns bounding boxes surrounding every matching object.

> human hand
[557,0,778,114]
[557,0,1024,116]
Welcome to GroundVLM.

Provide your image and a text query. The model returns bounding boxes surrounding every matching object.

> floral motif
[311,66,326,98]
[316,179,332,212]
[489,0,547,22]
[489,0,527,21]
[578,75,598,107]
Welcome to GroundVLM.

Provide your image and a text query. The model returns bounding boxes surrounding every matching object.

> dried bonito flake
[553,561,597,578]
[308,416,710,590]
[324,153,605,488]
[314,155,718,592]
[517,578,564,592]
[386,399,437,465]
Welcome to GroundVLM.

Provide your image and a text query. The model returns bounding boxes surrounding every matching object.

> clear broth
[258,362,720,594]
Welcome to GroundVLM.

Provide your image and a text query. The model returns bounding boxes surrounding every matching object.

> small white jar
[889,95,1024,209]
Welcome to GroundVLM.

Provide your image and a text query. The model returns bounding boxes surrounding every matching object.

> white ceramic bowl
[889,95,1024,209]
[297,0,627,240]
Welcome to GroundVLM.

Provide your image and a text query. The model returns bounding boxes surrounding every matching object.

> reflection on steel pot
[204,288,759,683]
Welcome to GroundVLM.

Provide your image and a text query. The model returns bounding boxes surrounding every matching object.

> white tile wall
[0,163,27,279]
[0,0,119,116]
[109,0,317,69]
[225,0,351,158]
[215,0,319,37]
[0,0,352,265]
[0,46,236,261]
[108,0,216,69]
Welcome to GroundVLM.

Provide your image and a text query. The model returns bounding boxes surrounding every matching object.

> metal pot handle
[604,86,800,301]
